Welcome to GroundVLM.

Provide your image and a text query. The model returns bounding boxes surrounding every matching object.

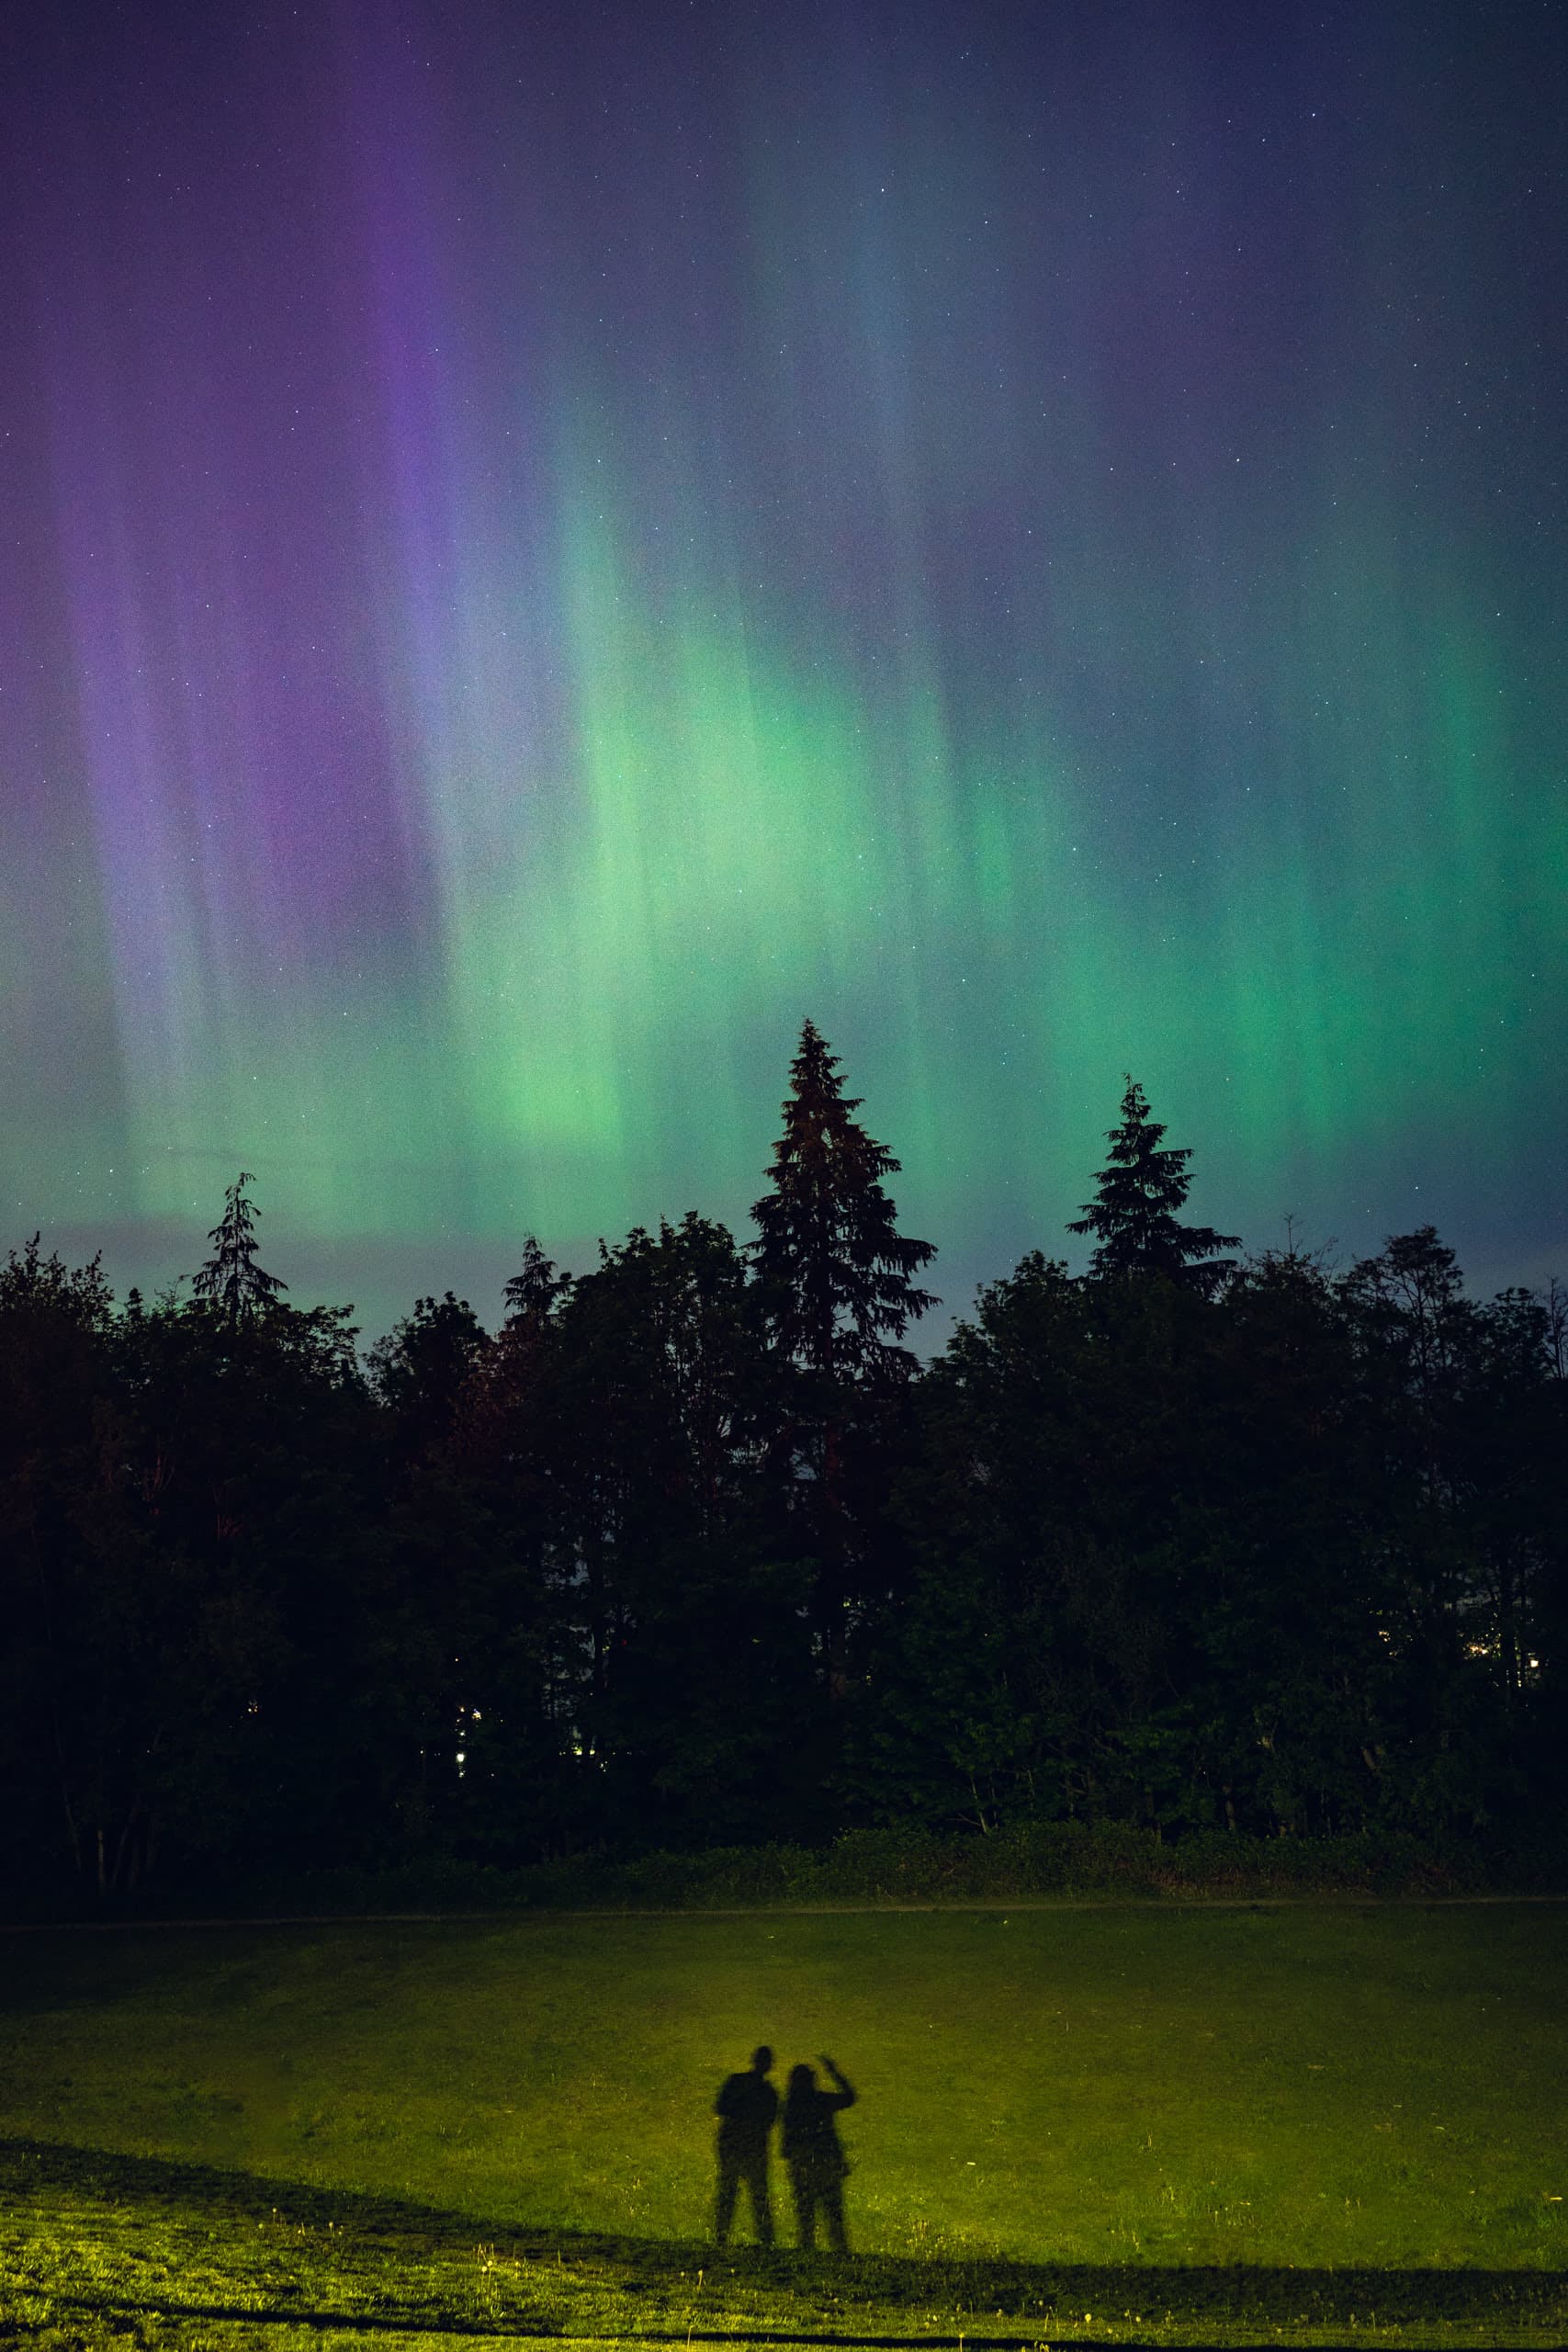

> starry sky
[2,0,1563,1341]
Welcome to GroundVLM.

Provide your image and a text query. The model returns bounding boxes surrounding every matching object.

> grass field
[1,1902,1564,2348]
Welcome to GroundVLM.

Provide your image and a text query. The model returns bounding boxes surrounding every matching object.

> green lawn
[1,1902,1564,2346]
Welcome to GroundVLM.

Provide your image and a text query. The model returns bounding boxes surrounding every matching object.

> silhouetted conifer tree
[751,1021,936,1380]
[192,1171,288,1327]
[503,1234,573,1328]
[752,1020,936,1700]
[1068,1078,1239,1295]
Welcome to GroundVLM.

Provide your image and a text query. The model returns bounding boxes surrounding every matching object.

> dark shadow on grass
[47,2301,1568,2352]
[4,2136,1565,2346]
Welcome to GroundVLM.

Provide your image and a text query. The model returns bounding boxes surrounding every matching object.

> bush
[85,1815,1560,1924]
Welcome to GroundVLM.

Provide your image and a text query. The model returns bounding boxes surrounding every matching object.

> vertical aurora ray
[0,0,1561,1329]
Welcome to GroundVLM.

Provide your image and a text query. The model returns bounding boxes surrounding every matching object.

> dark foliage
[1068,1076,1240,1295]
[0,1034,1562,1908]
[191,1171,288,1328]
[750,1019,937,1384]
[750,1019,936,1710]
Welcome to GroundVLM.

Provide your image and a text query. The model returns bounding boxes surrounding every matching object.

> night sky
[3,1,1563,1341]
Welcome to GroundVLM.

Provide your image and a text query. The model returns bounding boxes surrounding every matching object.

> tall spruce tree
[192,1171,288,1328]
[751,1020,936,1700]
[502,1234,573,1329]
[751,1020,936,1380]
[1068,1077,1239,1295]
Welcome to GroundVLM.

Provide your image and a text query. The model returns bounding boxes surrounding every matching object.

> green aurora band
[1,3,1562,1330]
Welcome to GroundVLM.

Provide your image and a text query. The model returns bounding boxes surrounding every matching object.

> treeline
[2,1023,1563,1905]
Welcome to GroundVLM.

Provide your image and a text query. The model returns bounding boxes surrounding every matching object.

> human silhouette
[781,2053,856,2253]
[713,2043,778,2247]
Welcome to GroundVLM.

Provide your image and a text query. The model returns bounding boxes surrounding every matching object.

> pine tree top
[192,1170,288,1329]
[503,1234,572,1326]
[751,1019,936,1379]
[1068,1076,1239,1294]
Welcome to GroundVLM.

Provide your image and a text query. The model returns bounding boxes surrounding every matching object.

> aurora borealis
[2,2,1563,1336]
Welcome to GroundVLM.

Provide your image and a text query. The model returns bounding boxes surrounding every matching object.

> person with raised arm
[781,2053,856,2253]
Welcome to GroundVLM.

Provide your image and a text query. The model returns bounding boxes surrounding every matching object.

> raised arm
[818,2053,856,2109]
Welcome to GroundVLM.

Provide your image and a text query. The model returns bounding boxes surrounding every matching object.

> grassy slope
[0,1904,1564,2347]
